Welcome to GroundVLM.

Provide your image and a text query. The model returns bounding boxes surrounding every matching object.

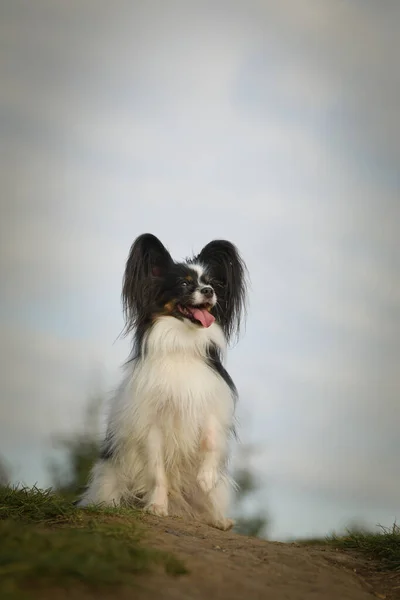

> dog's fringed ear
[122,233,173,333]
[195,240,248,342]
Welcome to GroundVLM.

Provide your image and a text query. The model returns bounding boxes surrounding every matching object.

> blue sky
[1,0,399,540]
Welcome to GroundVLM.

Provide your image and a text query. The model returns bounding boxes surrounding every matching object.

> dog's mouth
[177,303,215,328]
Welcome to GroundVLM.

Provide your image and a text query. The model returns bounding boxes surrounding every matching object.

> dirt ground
[38,513,398,600]
[133,514,397,600]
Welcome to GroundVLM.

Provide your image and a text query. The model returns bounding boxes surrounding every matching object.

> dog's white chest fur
[115,317,233,450]
[79,316,236,530]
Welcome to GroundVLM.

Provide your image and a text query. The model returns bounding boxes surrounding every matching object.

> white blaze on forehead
[187,263,216,307]
[189,263,205,283]
[191,266,217,308]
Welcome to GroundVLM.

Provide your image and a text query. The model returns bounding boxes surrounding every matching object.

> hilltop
[1,486,398,599]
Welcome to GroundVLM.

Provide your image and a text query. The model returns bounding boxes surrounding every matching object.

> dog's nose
[201,286,214,298]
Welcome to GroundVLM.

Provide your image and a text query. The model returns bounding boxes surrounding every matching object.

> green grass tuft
[0,485,79,524]
[328,523,400,571]
[0,485,187,599]
[298,523,400,571]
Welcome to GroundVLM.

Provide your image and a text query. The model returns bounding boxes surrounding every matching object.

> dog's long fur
[77,234,247,530]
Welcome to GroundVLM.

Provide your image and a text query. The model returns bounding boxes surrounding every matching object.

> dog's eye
[181,281,189,287]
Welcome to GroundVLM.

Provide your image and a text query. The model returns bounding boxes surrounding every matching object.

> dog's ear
[122,234,173,332]
[196,240,248,342]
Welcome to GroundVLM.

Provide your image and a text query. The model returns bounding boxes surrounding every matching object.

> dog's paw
[197,468,219,494]
[145,503,168,517]
[210,517,235,531]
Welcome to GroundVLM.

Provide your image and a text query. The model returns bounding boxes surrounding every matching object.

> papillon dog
[77,233,247,530]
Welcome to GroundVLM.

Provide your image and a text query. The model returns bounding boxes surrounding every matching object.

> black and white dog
[77,234,247,530]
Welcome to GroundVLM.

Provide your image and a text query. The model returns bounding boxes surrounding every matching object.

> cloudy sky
[1,0,399,539]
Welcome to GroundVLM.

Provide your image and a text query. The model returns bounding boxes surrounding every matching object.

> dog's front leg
[145,425,168,517]
[197,415,224,494]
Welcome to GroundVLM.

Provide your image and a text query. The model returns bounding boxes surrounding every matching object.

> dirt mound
[5,487,397,600]
[132,515,390,600]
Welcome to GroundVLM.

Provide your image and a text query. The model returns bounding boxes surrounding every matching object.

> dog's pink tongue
[190,307,215,328]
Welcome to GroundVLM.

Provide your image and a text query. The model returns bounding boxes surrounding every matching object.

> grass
[299,523,400,572]
[329,524,400,571]
[0,485,187,599]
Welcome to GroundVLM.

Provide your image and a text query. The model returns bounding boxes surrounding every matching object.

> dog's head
[122,234,247,341]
